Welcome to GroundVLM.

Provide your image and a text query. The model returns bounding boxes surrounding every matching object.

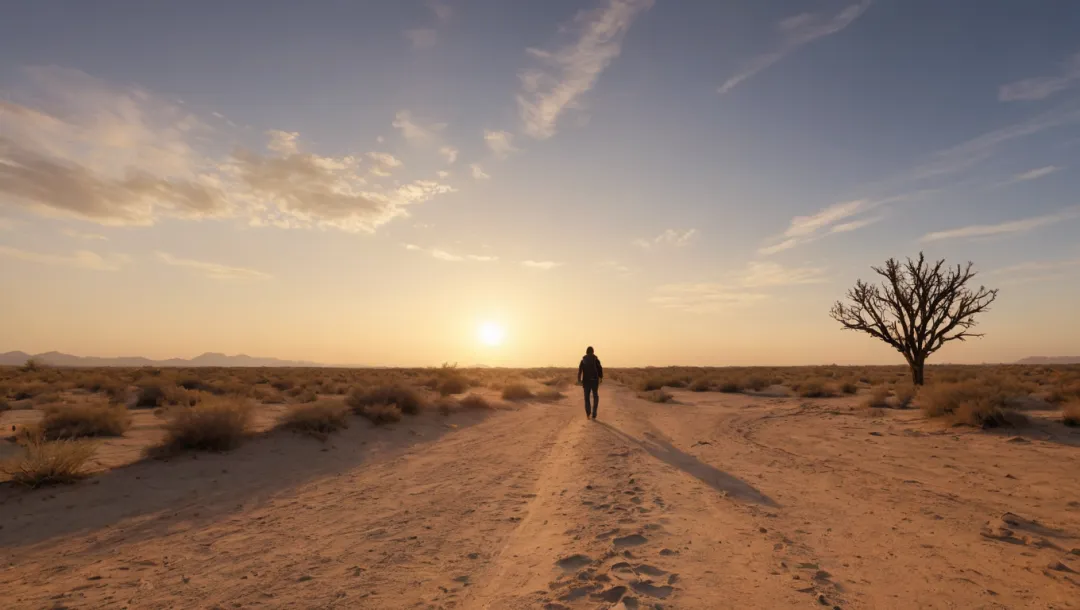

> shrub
[459,393,495,410]
[501,382,534,401]
[135,384,166,408]
[690,378,713,392]
[279,401,349,438]
[637,375,685,392]
[744,376,771,392]
[639,390,674,403]
[357,403,402,425]
[1064,401,1080,427]
[798,380,836,398]
[840,381,858,395]
[894,385,917,408]
[438,374,470,397]
[536,387,565,402]
[159,400,253,452]
[41,403,131,439]
[864,386,891,409]
[346,384,426,415]
[920,381,1026,428]
[3,437,96,487]
[717,379,742,393]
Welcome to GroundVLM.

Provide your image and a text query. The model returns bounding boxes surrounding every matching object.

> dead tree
[829,253,998,386]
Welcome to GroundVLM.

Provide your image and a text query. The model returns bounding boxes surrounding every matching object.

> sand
[1,385,1078,609]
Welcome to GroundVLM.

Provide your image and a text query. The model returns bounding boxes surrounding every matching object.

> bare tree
[830,253,998,386]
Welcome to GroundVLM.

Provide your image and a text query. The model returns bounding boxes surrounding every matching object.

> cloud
[429,1,453,22]
[999,52,1080,102]
[996,165,1061,188]
[633,228,696,249]
[521,260,562,270]
[155,251,271,280]
[484,129,517,157]
[439,146,459,164]
[403,243,498,263]
[921,207,1080,242]
[718,0,872,95]
[517,0,654,139]
[471,163,490,180]
[0,68,454,233]
[650,283,768,314]
[392,110,445,143]
[758,199,880,254]
[0,245,129,271]
[404,28,439,50]
[990,258,1080,276]
[367,151,403,176]
[61,228,108,241]
[739,261,826,287]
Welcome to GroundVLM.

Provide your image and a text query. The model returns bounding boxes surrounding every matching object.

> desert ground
[1,365,1079,609]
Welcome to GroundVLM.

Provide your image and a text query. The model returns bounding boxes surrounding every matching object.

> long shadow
[982,414,1080,448]
[0,409,493,551]
[595,420,777,507]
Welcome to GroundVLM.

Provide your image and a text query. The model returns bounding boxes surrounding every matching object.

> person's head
[586,346,594,355]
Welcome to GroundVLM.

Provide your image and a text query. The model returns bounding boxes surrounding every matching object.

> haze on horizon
[2,0,1079,368]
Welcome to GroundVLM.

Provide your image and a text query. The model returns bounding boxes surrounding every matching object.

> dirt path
[2,386,1079,609]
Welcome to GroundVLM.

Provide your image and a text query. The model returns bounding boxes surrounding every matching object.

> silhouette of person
[578,346,603,419]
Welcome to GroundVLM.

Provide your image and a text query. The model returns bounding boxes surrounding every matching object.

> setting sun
[478,322,506,347]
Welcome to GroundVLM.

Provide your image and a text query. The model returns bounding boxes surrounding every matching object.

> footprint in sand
[634,564,667,577]
[631,580,674,599]
[555,554,592,571]
[613,534,648,548]
[592,585,628,602]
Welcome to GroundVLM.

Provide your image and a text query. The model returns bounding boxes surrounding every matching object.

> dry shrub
[865,386,891,408]
[438,374,470,396]
[357,403,402,425]
[501,382,534,401]
[689,378,713,392]
[920,381,1026,428]
[744,376,772,392]
[798,380,836,398]
[3,437,96,487]
[639,390,674,403]
[41,403,131,439]
[159,400,253,452]
[135,384,166,408]
[536,387,564,402]
[459,393,495,410]
[1064,401,1080,427]
[637,375,686,392]
[280,401,349,437]
[346,384,426,415]
[717,379,742,393]
[840,381,858,395]
[893,385,917,408]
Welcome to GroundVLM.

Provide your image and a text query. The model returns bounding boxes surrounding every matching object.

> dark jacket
[578,354,603,382]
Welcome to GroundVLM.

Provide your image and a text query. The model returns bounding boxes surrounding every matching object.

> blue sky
[1,0,1079,366]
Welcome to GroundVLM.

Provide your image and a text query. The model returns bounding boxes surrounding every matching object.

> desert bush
[135,384,166,408]
[637,375,686,392]
[894,385,917,408]
[717,378,742,393]
[41,403,131,439]
[501,382,534,401]
[253,386,286,403]
[536,387,564,402]
[639,390,674,403]
[279,401,349,437]
[1063,401,1080,427]
[840,380,858,395]
[357,403,403,425]
[3,436,96,487]
[270,379,295,392]
[459,393,495,410]
[438,374,470,397]
[744,376,772,392]
[798,380,836,398]
[920,381,1026,428]
[864,386,891,408]
[290,389,318,404]
[689,377,713,392]
[159,400,253,452]
[346,384,426,415]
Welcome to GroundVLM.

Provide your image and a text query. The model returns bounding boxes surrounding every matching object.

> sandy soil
[2,385,1078,609]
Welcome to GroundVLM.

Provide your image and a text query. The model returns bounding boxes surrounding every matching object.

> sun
[478,321,506,347]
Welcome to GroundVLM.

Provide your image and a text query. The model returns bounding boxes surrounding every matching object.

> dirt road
[2,385,1078,609]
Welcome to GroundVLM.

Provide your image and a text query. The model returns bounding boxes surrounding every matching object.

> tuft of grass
[893,385,917,409]
[864,386,891,409]
[346,384,426,415]
[134,384,166,408]
[437,374,470,397]
[459,393,495,410]
[920,381,1027,428]
[158,400,253,453]
[639,389,674,403]
[536,387,565,402]
[279,401,349,438]
[3,436,96,487]
[689,378,713,392]
[357,403,403,425]
[501,382,534,401]
[1063,401,1080,427]
[798,380,837,398]
[41,403,131,440]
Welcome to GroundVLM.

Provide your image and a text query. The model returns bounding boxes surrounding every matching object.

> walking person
[578,346,603,420]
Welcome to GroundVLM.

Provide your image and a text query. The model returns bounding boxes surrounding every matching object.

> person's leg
[590,382,599,418]
[583,383,592,417]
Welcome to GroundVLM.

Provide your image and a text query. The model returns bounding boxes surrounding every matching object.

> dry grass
[920,381,1027,428]
[864,386,891,409]
[2,437,96,487]
[157,400,253,453]
[536,387,565,402]
[134,384,166,408]
[357,403,403,425]
[689,377,713,392]
[501,382,534,401]
[346,384,426,415]
[797,380,837,398]
[437,374,470,396]
[840,380,858,395]
[279,401,349,438]
[639,389,674,403]
[893,385,917,408]
[459,393,496,410]
[41,403,131,440]
[1064,401,1080,427]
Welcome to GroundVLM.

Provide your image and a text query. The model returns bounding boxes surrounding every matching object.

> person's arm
[597,358,603,382]
[577,359,584,383]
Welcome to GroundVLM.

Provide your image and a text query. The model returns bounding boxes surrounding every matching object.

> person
[577,346,603,420]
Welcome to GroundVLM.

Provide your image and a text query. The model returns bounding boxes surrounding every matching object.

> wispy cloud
[996,165,1060,188]
[650,261,823,313]
[517,0,654,139]
[999,52,1080,102]
[521,260,562,270]
[484,129,517,158]
[759,199,880,254]
[436,170,451,178]
[439,146,459,164]
[921,207,1080,242]
[0,245,129,271]
[366,151,403,176]
[718,0,872,95]
[60,228,108,241]
[404,28,439,50]
[990,258,1080,276]
[633,228,696,249]
[404,244,498,263]
[739,261,826,287]
[392,110,445,143]
[471,163,490,180]
[155,251,271,280]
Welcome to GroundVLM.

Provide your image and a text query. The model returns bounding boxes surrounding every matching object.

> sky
[1,0,1079,367]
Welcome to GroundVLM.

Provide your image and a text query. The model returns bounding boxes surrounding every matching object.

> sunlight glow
[478,321,506,347]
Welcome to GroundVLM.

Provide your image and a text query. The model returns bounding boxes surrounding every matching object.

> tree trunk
[910,358,925,386]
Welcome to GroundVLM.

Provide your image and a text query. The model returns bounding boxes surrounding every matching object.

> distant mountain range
[1015,356,1080,365]
[0,351,329,368]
